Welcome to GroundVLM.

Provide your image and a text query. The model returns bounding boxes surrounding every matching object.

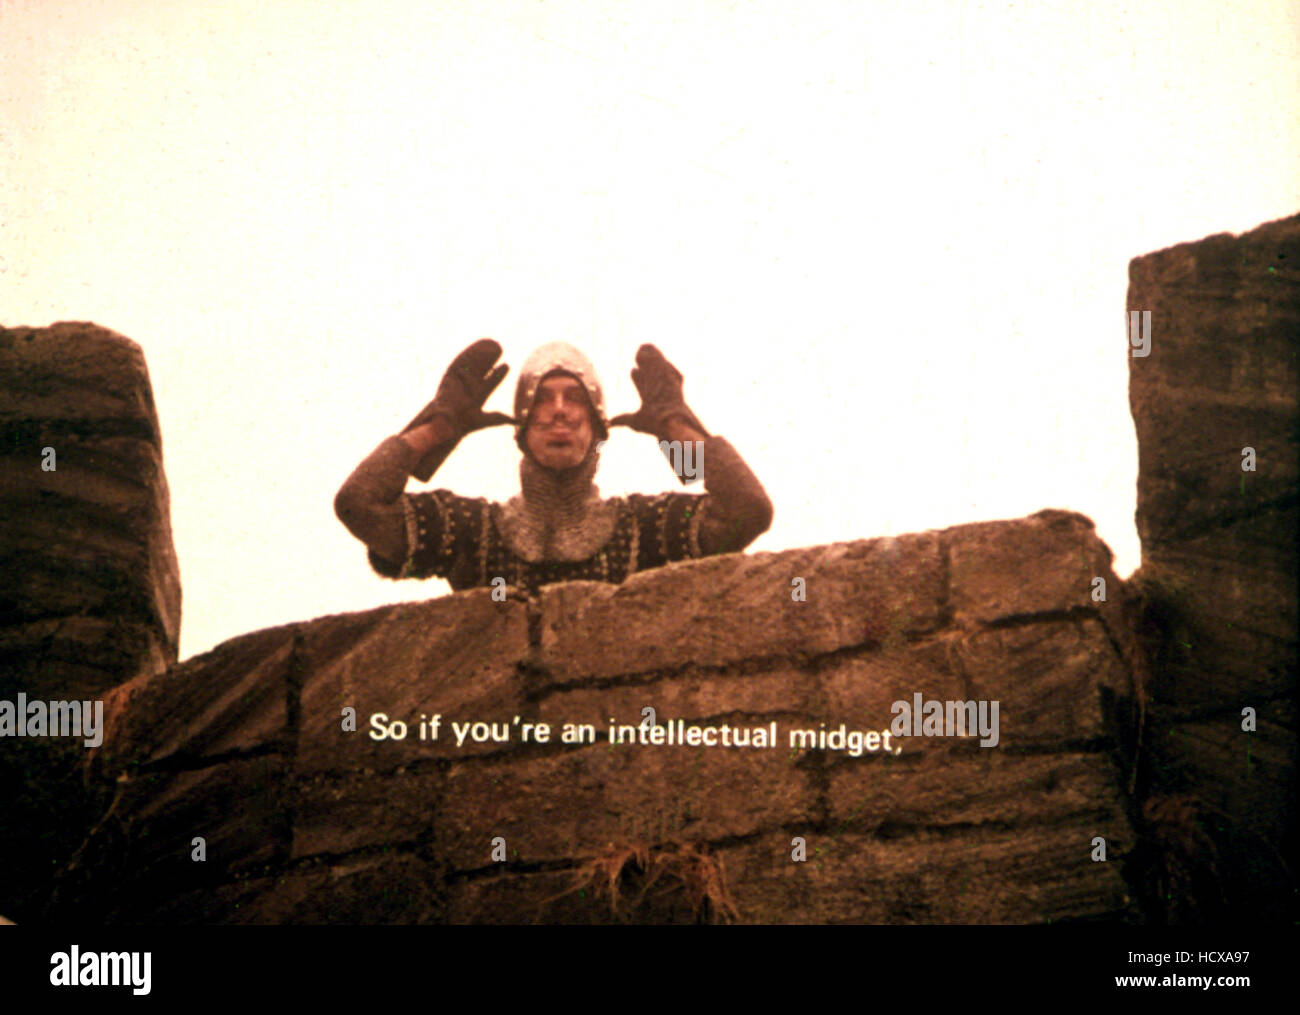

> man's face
[524,374,595,470]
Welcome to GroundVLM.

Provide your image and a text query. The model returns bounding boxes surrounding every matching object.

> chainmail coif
[494,438,619,563]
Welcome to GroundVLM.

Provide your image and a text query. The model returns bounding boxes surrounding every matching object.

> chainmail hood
[495,439,618,562]
[498,342,617,562]
[512,342,609,451]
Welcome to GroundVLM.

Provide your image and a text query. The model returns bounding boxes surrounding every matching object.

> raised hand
[403,338,514,439]
[608,344,709,438]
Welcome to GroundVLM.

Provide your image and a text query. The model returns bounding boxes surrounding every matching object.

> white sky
[3,0,1297,661]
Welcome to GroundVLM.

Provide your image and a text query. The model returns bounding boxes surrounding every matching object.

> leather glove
[608,344,709,438]
[403,338,514,480]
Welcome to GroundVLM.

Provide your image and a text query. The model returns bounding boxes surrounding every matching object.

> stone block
[538,532,945,682]
[296,593,530,774]
[947,509,1119,627]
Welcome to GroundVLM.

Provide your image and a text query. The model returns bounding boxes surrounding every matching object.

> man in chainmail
[334,339,772,594]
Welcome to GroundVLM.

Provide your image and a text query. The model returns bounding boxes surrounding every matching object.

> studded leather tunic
[368,487,706,594]
[339,430,771,597]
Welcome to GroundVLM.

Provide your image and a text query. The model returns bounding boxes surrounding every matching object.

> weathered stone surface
[90,624,297,774]
[1127,213,1299,921]
[814,617,1134,751]
[0,616,170,702]
[443,868,614,924]
[1140,697,1296,921]
[89,592,534,776]
[121,756,291,875]
[536,532,946,682]
[431,744,818,872]
[296,593,530,773]
[0,322,180,685]
[1134,546,1294,708]
[817,640,967,729]
[826,748,1128,833]
[0,735,115,920]
[1150,702,1295,825]
[444,850,743,924]
[533,661,823,734]
[0,322,181,923]
[123,851,450,925]
[947,509,1120,627]
[58,754,291,924]
[57,506,1143,924]
[950,619,1134,747]
[946,512,1128,629]
[720,825,1136,924]
[291,767,446,860]
[430,820,1139,925]
[1128,217,1298,547]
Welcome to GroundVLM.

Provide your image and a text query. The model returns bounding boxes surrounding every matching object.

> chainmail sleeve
[690,435,773,556]
[624,434,771,568]
[336,435,423,574]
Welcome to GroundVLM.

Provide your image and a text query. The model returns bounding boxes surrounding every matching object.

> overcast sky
[3,0,1297,661]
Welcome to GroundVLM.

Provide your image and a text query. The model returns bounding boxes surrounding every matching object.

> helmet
[513,342,608,450]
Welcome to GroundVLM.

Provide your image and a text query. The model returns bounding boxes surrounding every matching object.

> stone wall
[60,510,1143,924]
[1126,214,1298,921]
[1,322,180,920]
[5,214,1296,923]
[0,322,180,694]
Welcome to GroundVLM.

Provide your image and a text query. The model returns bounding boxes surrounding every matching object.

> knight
[334,339,772,593]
